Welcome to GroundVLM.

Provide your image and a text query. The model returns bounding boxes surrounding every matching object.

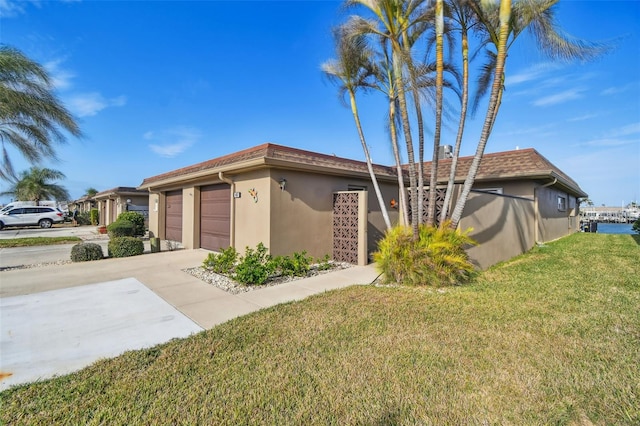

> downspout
[218,172,236,248]
[535,177,558,243]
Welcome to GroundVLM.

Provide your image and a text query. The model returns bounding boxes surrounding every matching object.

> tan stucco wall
[472,181,535,199]
[233,170,272,252]
[225,168,400,260]
[535,186,577,243]
[148,193,160,238]
[459,191,535,269]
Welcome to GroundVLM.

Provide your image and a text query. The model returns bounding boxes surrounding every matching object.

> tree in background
[0,166,69,204]
[84,187,99,198]
[0,45,82,181]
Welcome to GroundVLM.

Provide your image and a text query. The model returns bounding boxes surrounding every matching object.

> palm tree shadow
[631,234,640,246]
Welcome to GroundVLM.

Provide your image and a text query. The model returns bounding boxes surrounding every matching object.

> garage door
[200,184,230,251]
[165,190,183,242]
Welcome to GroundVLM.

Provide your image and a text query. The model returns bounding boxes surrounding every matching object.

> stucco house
[93,187,150,226]
[138,143,586,269]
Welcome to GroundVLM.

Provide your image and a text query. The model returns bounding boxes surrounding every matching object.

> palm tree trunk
[440,20,469,223]
[349,91,392,230]
[389,98,409,226]
[428,0,445,227]
[393,47,419,238]
[450,0,511,229]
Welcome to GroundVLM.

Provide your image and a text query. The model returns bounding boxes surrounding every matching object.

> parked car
[0,206,65,230]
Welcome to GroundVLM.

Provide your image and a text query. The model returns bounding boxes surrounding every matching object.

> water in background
[595,223,635,235]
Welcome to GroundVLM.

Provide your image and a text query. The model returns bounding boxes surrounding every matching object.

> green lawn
[1,233,638,424]
[0,236,82,248]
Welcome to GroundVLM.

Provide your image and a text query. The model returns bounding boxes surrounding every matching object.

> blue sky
[1,0,639,207]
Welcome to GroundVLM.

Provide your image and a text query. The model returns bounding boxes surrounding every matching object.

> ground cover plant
[1,233,638,424]
[0,236,81,248]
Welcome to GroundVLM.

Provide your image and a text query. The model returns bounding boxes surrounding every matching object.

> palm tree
[1,167,70,204]
[0,45,82,181]
[439,0,477,224]
[84,187,99,198]
[322,28,392,230]
[448,0,609,229]
[345,0,432,238]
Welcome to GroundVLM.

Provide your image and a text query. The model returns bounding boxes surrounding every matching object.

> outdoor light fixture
[279,178,287,191]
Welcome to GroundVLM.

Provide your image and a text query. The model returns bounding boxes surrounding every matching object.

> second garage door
[200,184,230,251]
[165,190,183,242]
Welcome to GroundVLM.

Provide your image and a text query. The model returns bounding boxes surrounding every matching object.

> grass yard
[0,236,82,248]
[1,233,638,424]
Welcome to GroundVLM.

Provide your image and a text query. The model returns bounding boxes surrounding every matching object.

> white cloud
[607,123,640,138]
[533,88,585,106]
[567,113,599,122]
[44,59,75,91]
[0,0,30,17]
[68,92,127,117]
[505,62,563,86]
[146,127,201,158]
[601,82,640,96]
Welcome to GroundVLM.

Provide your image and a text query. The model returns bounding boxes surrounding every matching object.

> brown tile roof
[94,187,148,198]
[139,143,398,188]
[421,148,586,196]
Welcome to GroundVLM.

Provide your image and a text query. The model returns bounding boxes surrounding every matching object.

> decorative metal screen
[407,188,447,225]
[332,192,360,264]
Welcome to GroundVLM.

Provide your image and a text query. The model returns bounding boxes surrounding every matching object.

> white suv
[0,206,65,230]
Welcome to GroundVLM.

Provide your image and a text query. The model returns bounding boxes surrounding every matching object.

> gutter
[218,172,236,248]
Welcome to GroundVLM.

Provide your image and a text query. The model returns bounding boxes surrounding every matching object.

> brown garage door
[165,190,183,242]
[200,184,230,251]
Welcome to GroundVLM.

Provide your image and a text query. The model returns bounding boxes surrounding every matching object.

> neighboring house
[70,196,95,214]
[138,143,586,269]
[93,187,150,226]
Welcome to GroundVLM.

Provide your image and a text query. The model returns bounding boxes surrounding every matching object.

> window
[557,196,566,211]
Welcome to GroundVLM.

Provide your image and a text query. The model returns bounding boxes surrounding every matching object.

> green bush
[373,221,477,287]
[633,218,640,234]
[108,236,144,258]
[107,220,135,238]
[234,243,274,285]
[272,251,312,277]
[70,242,104,262]
[203,246,238,274]
[90,208,99,226]
[117,211,146,237]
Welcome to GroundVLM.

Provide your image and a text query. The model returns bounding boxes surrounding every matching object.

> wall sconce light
[279,178,287,191]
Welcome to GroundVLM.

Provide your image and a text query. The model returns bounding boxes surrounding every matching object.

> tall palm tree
[373,39,410,226]
[322,28,392,230]
[449,0,609,229]
[440,0,478,223]
[345,0,432,238]
[1,167,70,204]
[0,45,82,181]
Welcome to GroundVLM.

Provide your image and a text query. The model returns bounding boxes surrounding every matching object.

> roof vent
[438,145,453,160]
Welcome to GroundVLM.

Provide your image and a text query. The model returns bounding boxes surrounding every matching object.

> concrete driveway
[0,225,378,391]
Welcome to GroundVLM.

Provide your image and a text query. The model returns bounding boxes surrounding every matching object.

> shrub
[117,211,146,237]
[373,221,477,287]
[633,218,640,234]
[108,236,144,258]
[234,243,274,285]
[273,251,312,277]
[90,208,99,226]
[107,220,135,238]
[203,246,238,274]
[70,242,104,262]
